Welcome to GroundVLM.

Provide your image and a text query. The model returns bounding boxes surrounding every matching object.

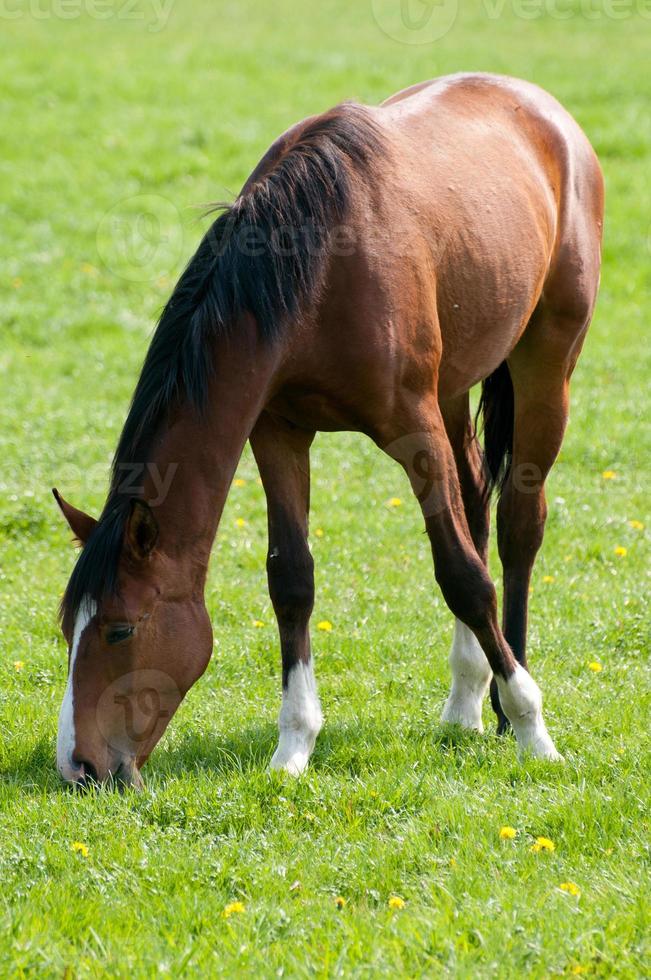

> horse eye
[106,625,135,645]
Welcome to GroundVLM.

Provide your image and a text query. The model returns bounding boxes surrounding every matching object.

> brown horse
[53,73,603,787]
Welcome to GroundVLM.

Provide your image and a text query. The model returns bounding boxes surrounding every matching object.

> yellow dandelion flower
[601,470,616,480]
[315,527,324,538]
[588,661,602,673]
[317,620,333,632]
[542,575,555,584]
[387,497,402,508]
[222,901,245,918]
[233,478,246,488]
[13,661,24,671]
[559,881,581,897]
[253,619,265,628]
[449,857,458,868]
[531,836,555,853]
[388,895,406,909]
[235,517,247,528]
[628,519,644,530]
[72,842,89,858]
[335,896,346,908]
[569,966,588,976]
[499,826,517,840]
[614,545,627,557]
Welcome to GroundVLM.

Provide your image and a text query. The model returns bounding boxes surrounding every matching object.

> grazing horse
[53,73,603,787]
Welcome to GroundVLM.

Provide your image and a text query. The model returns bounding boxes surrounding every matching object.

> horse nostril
[76,760,99,784]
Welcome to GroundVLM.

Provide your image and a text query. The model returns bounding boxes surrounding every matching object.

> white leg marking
[496,664,562,760]
[57,596,96,781]
[270,660,323,776]
[441,620,492,732]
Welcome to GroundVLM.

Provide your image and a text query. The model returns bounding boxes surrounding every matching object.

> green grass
[1,1,650,976]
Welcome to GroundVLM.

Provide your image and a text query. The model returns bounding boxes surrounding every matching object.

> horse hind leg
[492,299,595,733]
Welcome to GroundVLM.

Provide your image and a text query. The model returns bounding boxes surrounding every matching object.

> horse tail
[475,360,514,499]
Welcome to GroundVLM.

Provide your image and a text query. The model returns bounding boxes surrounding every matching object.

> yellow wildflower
[569,966,588,976]
[315,527,324,538]
[233,478,246,487]
[222,901,245,918]
[253,620,265,628]
[449,857,458,868]
[614,546,627,557]
[559,881,581,897]
[317,620,333,632]
[601,470,616,480]
[531,836,555,853]
[588,662,602,673]
[72,842,89,858]
[387,497,402,508]
[235,517,247,528]
[388,895,406,909]
[499,826,517,840]
[542,575,555,584]
[628,519,644,530]
[14,661,24,671]
[12,277,23,289]
[335,896,346,908]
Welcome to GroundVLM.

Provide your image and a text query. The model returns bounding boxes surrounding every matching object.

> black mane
[61,103,384,630]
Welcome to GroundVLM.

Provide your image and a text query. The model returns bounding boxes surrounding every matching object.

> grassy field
[1,1,650,976]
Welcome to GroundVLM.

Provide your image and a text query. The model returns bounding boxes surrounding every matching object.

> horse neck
[138,327,280,580]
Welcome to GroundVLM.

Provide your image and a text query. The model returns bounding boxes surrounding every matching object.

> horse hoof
[496,717,512,736]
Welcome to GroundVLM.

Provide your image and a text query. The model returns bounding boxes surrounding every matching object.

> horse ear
[125,499,159,560]
[52,489,98,546]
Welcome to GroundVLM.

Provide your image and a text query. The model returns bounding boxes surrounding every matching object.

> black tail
[475,360,514,499]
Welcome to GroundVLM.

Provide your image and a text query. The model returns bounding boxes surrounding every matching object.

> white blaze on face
[495,664,562,760]
[57,596,97,782]
[270,660,323,776]
[441,619,492,732]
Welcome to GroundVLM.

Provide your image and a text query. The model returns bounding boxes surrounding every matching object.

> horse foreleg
[379,394,561,760]
[250,412,321,775]
[440,395,492,732]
